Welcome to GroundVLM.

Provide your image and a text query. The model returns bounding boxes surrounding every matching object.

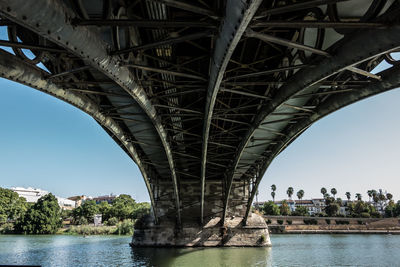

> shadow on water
[130,246,272,267]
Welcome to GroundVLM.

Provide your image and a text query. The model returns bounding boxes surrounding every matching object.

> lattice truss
[0,0,400,225]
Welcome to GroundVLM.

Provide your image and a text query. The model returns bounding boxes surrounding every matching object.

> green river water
[1,234,399,266]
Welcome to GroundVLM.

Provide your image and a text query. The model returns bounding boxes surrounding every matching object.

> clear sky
[0,40,399,203]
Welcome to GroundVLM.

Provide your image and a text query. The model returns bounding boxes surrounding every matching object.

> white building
[11,187,76,210]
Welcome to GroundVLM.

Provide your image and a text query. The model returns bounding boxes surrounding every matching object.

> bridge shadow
[130,246,272,267]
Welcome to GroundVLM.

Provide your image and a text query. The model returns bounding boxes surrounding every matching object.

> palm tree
[355,193,362,201]
[367,190,373,202]
[331,188,337,199]
[386,193,393,201]
[287,187,294,200]
[345,192,351,201]
[271,184,276,201]
[321,187,327,198]
[297,190,304,200]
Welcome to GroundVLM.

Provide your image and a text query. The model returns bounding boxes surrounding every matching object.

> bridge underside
[1,0,400,246]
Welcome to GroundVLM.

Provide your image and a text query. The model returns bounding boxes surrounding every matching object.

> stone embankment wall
[132,213,271,247]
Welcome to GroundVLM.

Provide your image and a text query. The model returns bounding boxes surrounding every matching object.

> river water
[1,234,400,266]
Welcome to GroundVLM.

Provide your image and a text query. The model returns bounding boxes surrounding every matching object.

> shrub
[286,219,292,225]
[266,219,272,224]
[115,219,134,235]
[370,211,381,218]
[335,220,349,225]
[74,216,88,225]
[360,212,370,218]
[357,220,364,225]
[105,217,119,226]
[303,218,318,225]
[277,219,284,225]
[325,219,331,225]
[0,223,14,234]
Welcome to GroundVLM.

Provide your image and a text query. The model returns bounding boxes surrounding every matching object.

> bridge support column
[131,213,270,247]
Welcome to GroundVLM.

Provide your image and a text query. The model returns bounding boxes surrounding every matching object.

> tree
[73,199,99,223]
[98,201,111,221]
[110,194,136,220]
[271,184,276,201]
[132,202,151,219]
[296,190,304,200]
[292,206,308,216]
[331,188,337,199]
[0,187,28,223]
[321,187,327,198]
[324,196,340,217]
[15,193,61,234]
[386,193,393,201]
[262,201,280,215]
[286,187,294,200]
[355,193,362,201]
[367,190,373,202]
[271,191,276,202]
[345,192,351,201]
[280,200,291,216]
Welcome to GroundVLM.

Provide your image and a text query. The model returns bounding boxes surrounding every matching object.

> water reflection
[130,247,272,267]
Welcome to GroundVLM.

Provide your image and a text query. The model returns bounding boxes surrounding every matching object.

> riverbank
[265,216,400,234]
[1,220,134,236]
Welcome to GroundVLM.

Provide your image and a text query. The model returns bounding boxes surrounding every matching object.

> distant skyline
[1,47,400,203]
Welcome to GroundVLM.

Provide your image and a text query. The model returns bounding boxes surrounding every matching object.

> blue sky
[0,33,399,202]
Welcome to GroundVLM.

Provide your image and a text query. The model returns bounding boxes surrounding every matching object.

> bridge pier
[131,213,270,247]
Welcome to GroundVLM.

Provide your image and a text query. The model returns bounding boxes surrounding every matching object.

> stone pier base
[131,213,271,247]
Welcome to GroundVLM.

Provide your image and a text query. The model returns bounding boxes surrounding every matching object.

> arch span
[0,48,159,222]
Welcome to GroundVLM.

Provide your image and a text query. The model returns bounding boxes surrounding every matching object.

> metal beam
[0,49,159,223]
[220,88,271,100]
[201,0,262,225]
[245,29,330,57]
[251,21,390,29]
[124,63,206,81]
[111,31,213,55]
[225,65,306,81]
[72,19,217,28]
[0,39,65,53]
[243,65,400,223]
[222,25,400,225]
[256,0,349,18]
[0,0,183,226]
[148,0,218,19]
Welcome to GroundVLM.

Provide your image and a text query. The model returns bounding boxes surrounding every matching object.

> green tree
[15,193,61,234]
[280,200,291,216]
[286,187,294,200]
[0,187,28,223]
[271,184,276,201]
[331,188,337,199]
[296,190,304,200]
[321,187,327,198]
[132,202,151,219]
[355,193,362,201]
[98,201,111,221]
[262,201,280,215]
[292,206,308,216]
[367,190,373,202]
[324,196,339,217]
[110,194,136,220]
[73,200,99,223]
[386,193,393,202]
[345,192,351,201]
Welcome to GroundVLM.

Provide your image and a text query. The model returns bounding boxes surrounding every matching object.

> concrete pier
[131,213,271,247]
